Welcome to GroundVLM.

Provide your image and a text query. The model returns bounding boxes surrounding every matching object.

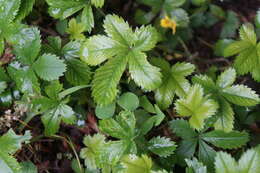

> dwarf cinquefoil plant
[224,24,260,81]
[192,68,260,132]
[80,14,161,105]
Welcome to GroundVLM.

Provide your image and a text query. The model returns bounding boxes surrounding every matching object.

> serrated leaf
[33,53,66,81]
[99,111,135,139]
[80,35,122,66]
[18,162,37,173]
[103,14,134,46]
[41,103,75,136]
[176,139,198,161]
[216,68,236,88]
[238,146,260,173]
[91,0,104,8]
[215,152,238,173]
[62,41,81,59]
[185,158,207,173]
[15,0,35,21]
[175,84,218,130]
[0,0,20,24]
[214,98,234,132]
[45,80,63,100]
[92,56,127,105]
[133,25,158,51]
[170,119,197,141]
[81,5,94,33]
[0,129,31,173]
[239,24,257,45]
[13,27,41,65]
[121,155,153,173]
[46,0,86,19]
[148,136,176,157]
[67,18,85,40]
[192,75,217,93]
[117,92,139,111]
[65,58,92,86]
[201,130,249,149]
[224,41,252,57]
[128,51,162,91]
[198,140,216,171]
[221,85,260,106]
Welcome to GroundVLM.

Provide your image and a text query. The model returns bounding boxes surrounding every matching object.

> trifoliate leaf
[175,84,218,130]
[13,27,41,65]
[80,134,106,170]
[169,119,197,139]
[15,0,35,21]
[99,111,135,139]
[33,53,66,81]
[185,158,207,173]
[67,18,85,40]
[65,59,92,86]
[215,152,238,173]
[117,92,139,111]
[201,130,249,149]
[128,51,162,91]
[221,85,260,106]
[91,0,105,8]
[148,136,176,157]
[46,0,86,19]
[41,103,75,136]
[92,55,128,105]
[121,154,153,173]
[0,129,31,173]
[81,5,94,33]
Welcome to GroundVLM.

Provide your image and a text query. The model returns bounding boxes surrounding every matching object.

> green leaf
[220,11,239,38]
[62,41,81,59]
[33,53,66,81]
[224,41,252,57]
[121,155,153,173]
[148,136,176,157]
[128,51,162,91]
[214,98,234,132]
[18,162,37,173]
[15,0,35,21]
[0,38,4,56]
[117,92,139,111]
[80,35,122,66]
[185,158,207,173]
[201,130,249,149]
[80,134,106,170]
[103,14,134,46]
[175,84,218,130]
[0,129,31,173]
[0,0,20,24]
[41,103,75,136]
[13,27,41,65]
[59,85,88,99]
[139,96,155,113]
[238,146,260,173]
[65,59,92,86]
[133,25,158,51]
[192,75,217,93]
[239,24,257,45]
[169,119,197,139]
[214,39,234,57]
[216,68,236,88]
[214,152,238,173]
[0,81,7,94]
[67,18,85,40]
[46,0,86,19]
[154,61,195,109]
[95,102,116,119]
[92,55,127,105]
[221,85,260,106]
[198,140,216,171]
[91,0,104,8]
[45,80,63,100]
[176,139,198,161]
[99,111,135,139]
[255,10,260,28]
[81,5,94,33]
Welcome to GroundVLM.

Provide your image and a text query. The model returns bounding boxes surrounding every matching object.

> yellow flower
[160,16,177,34]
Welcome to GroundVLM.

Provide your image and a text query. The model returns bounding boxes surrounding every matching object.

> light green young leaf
[238,146,260,173]
[215,152,238,173]
[175,84,218,130]
[67,18,85,40]
[81,5,94,33]
[121,154,153,173]
[33,54,66,81]
[239,24,257,45]
[221,85,260,106]
[216,68,236,88]
[148,136,176,157]
[91,0,105,8]
[0,129,31,173]
[201,130,249,149]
